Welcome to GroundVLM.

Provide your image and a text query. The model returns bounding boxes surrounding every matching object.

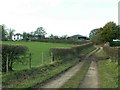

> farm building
[12,33,23,41]
[68,34,88,40]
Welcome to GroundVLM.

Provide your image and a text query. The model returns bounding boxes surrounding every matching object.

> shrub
[1,44,28,72]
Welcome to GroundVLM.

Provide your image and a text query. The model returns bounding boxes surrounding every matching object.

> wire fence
[10,51,54,71]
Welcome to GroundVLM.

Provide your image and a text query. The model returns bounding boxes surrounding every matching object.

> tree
[116,25,120,39]
[89,28,103,44]
[34,27,47,39]
[2,44,28,72]
[23,32,27,40]
[60,35,68,39]
[89,28,100,39]
[54,35,59,39]
[23,32,29,41]
[0,24,8,41]
[101,21,118,43]
[89,21,119,44]
[49,34,54,39]
[8,28,15,40]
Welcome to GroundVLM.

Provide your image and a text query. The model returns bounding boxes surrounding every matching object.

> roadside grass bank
[118,66,120,88]
[2,45,96,88]
[96,48,118,88]
[2,59,78,88]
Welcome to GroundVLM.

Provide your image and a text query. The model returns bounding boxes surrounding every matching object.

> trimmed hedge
[2,44,28,72]
[32,39,90,45]
[49,43,93,60]
[103,43,119,62]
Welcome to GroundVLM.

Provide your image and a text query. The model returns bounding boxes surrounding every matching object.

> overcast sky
[0,0,119,37]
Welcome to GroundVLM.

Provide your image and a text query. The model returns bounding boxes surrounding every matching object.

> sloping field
[3,41,74,70]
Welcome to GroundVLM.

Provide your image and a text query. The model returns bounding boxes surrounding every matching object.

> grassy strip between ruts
[61,59,91,88]
[96,48,118,88]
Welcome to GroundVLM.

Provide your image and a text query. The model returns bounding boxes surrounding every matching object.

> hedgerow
[2,44,28,72]
[32,39,90,45]
[49,43,93,60]
[103,43,119,62]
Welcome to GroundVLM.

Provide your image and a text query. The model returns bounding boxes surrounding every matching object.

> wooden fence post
[51,52,54,63]
[118,47,120,65]
[51,52,52,63]
[116,47,118,62]
[6,54,8,72]
[42,52,43,65]
[29,53,31,69]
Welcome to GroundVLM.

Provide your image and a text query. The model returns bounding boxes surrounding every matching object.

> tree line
[0,24,48,41]
[89,21,120,44]
[0,24,69,41]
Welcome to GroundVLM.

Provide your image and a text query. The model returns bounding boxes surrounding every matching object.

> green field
[3,41,74,70]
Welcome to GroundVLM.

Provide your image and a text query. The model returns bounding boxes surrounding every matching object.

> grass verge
[2,59,78,88]
[96,48,118,88]
[118,66,120,88]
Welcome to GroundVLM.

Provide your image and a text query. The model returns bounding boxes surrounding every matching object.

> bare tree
[8,28,15,40]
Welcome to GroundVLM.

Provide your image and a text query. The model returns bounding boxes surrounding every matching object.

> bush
[1,44,28,72]
[49,43,93,60]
